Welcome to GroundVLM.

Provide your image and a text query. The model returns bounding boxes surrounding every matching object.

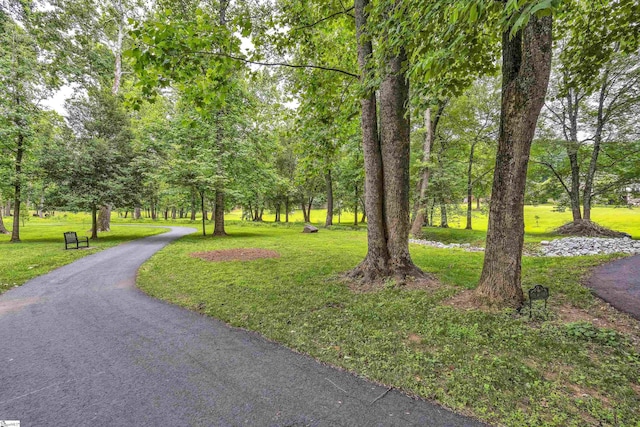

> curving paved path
[587,254,640,320]
[0,227,483,426]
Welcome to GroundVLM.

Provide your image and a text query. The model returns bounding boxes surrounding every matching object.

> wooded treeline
[1,0,639,307]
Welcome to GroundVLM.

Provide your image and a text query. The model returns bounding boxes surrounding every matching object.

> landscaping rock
[303,225,319,233]
[409,239,484,252]
[537,237,640,257]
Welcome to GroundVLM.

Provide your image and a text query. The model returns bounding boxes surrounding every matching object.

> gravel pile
[409,239,485,252]
[539,237,640,257]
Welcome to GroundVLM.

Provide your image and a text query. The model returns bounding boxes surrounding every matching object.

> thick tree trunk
[11,133,24,243]
[171,208,176,220]
[134,206,141,220]
[97,205,111,232]
[380,50,423,277]
[476,14,553,308]
[213,189,226,236]
[466,143,476,230]
[325,170,334,227]
[348,0,391,280]
[91,206,98,240]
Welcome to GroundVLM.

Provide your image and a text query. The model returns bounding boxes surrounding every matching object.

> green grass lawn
[137,223,640,426]
[2,206,640,425]
[0,216,168,293]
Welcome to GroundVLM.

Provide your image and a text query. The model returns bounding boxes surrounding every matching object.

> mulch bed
[555,220,631,238]
[190,248,280,262]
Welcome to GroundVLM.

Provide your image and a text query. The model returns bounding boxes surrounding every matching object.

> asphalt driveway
[0,227,483,426]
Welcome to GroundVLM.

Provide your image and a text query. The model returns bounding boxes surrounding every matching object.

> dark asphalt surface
[587,254,640,320]
[0,227,483,426]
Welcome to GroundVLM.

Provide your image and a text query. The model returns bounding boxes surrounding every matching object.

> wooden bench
[64,232,89,250]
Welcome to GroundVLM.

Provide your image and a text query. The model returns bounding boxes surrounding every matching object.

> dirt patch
[342,275,443,294]
[0,297,42,316]
[556,301,640,342]
[190,248,280,262]
[442,289,503,313]
[554,220,631,238]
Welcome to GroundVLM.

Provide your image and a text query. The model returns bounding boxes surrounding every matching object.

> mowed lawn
[0,215,167,293]
[2,206,640,425]
[137,221,640,426]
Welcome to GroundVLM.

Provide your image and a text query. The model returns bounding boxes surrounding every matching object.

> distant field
[99,204,640,238]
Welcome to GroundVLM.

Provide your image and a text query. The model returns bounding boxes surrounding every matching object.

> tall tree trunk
[410,103,445,236]
[134,206,141,220]
[275,202,281,222]
[354,185,359,226]
[466,142,476,230]
[566,88,582,222]
[349,0,390,279]
[380,48,422,276]
[0,208,8,234]
[439,200,449,228]
[213,189,226,236]
[91,205,98,240]
[11,133,24,243]
[190,191,197,221]
[200,191,206,236]
[476,14,553,308]
[583,69,609,221]
[325,170,334,227]
[285,199,289,223]
[477,197,480,210]
[410,108,432,236]
[171,208,176,220]
[38,194,44,218]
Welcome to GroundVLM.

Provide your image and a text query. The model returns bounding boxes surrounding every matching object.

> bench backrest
[64,232,79,243]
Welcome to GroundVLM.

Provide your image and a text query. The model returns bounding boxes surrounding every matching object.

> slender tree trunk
[439,201,449,228]
[476,14,553,308]
[325,170,334,227]
[213,189,226,236]
[91,205,98,240]
[566,88,582,222]
[466,142,476,230]
[164,209,169,221]
[354,185,359,226]
[38,194,44,218]
[124,210,128,219]
[583,70,609,222]
[285,199,289,223]
[11,133,24,243]
[190,192,197,221]
[200,191,206,236]
[477,198,480,210]
[0,208,8,234]
[275,202,281,222]
[171,208,176,220]
[410,103,444,236]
